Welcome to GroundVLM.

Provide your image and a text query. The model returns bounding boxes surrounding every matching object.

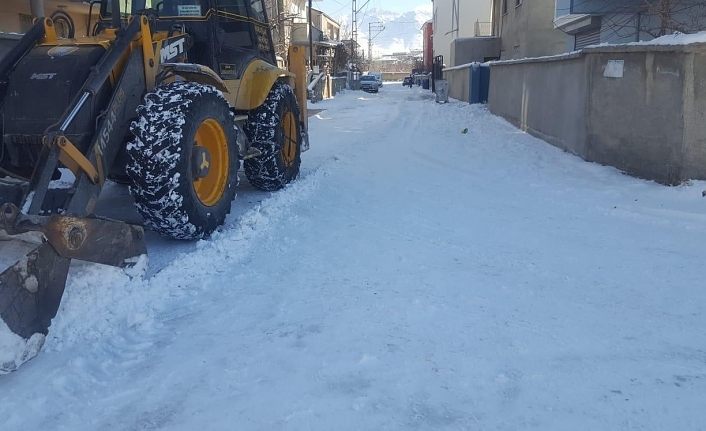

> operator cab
[98,0,275,80]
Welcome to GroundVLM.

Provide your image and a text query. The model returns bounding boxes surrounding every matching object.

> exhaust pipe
[30,0,45,18]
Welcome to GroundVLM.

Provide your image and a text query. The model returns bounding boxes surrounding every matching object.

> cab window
[218,0,248,16]
[103,0,153,17]
[160,0,207,17]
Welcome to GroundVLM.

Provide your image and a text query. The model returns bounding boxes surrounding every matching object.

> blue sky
[311,0,430,19]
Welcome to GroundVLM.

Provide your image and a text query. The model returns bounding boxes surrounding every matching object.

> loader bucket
[0,204,147,373]
[0,241,70,373]
[0,241,71,339]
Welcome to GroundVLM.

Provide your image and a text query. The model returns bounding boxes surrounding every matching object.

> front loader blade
[0,242,70,373]
[0,211,146,373]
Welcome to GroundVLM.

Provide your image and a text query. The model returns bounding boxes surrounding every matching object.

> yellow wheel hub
[282,111,298,167]
[193,118,229,207]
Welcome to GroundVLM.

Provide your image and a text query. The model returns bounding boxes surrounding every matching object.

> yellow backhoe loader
[0,0,309,372]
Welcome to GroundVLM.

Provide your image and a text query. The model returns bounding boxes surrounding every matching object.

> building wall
[308,9,341,41]
[555,0,706,47]
[324,20,340,41]
[422,21,433,72]
[450,36,501,65]
[432,0,492,65]
[271,0,306,60]
[287,0,307,19]
[311,10,340,41]
[488,44,706,184]
[381,72,411,81]
[491,0,572,59]
[0,0,94,36]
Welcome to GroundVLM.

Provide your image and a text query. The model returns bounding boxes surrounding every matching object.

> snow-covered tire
[244,82,302,191]
[127,82,239,240]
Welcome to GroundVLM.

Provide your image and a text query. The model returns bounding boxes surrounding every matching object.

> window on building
[575,27,601,49]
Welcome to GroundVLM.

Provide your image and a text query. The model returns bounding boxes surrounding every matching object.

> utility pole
[308,0,313,68]
[350,0,371,64]
[368,21,384,62]
[351,0,357,62]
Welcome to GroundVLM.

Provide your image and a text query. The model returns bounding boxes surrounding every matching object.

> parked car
[403,76,414,87]
[360,75,381,93]
[368,71,383,87]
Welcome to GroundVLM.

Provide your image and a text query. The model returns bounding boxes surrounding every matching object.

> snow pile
[47,168,76,190]
[588,31,706,48]
[0,321,44,375]
[629,31,706,46]
[45,165,326,351]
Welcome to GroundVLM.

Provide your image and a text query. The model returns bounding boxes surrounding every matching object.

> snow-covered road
[2,84,706,430]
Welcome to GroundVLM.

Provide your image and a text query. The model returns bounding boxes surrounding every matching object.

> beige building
[264,1,341,72]
[264,0,308,60]
[0,0,94,37]
[491,0,572,59]
[309,8,340,42]
[291,6,341,45]
[432,0,492,65]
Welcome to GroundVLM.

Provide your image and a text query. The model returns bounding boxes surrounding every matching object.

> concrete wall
[491,0,573,59]
[585,47,706,182]
[488,44,706,184]
[381,72,410,81]
[443,66,471,102]
[489,53,588,154]
[433,0,492,64]
[450,37,500,65]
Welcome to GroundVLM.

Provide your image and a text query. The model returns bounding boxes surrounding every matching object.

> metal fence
[474,21,492,37]
[331,77,346,95]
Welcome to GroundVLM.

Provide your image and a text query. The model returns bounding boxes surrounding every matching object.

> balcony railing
[474,21,492,37]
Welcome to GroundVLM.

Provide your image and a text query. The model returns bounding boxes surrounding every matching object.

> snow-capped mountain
[335,5,432,58]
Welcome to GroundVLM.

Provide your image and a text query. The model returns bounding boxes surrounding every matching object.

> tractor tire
[126,82,239,240]
[244,82,302,191]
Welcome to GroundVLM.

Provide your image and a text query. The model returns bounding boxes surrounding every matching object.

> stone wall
[491,0,573,60]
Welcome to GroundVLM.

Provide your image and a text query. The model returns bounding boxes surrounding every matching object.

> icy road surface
[2,84,706,430]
